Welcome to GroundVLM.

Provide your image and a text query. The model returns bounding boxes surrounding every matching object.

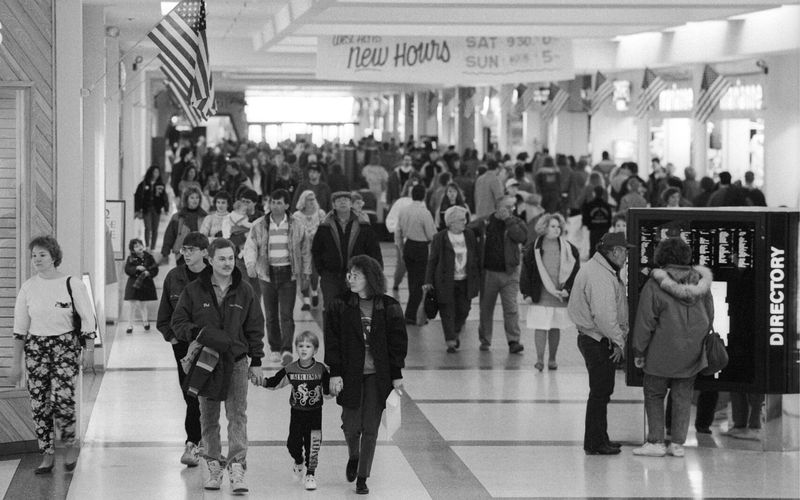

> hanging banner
[316,36,573,85]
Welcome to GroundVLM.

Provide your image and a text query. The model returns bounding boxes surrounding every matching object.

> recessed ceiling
[86,0,795,91]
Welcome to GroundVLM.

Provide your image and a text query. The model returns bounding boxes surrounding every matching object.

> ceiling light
[161,2,178,16]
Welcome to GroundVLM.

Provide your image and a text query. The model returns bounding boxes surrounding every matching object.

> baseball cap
[598,232,635,249]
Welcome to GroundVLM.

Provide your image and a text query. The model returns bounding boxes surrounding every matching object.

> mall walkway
[3,243,799,499]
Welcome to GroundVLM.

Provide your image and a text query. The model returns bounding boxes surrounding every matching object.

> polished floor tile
[454,445,800,498]
[67,445,429,500]
[0,459,19,498]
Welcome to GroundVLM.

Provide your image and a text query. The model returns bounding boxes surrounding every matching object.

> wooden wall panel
[0,0,54,389]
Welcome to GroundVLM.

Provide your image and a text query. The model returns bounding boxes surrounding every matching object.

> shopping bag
[381,389,402,439]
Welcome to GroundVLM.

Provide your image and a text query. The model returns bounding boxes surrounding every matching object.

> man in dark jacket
[469,196,528,353]
[312,192,383,309]
[171,238,265,493]
[581,186,613,256]
[156,232,210,469]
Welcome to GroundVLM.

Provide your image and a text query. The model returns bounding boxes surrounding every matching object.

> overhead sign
[316,36,573,85]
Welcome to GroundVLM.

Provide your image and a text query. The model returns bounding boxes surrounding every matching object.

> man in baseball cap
[567,230,634,456]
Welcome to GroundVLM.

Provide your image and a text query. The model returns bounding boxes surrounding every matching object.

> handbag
[66,277,86,347]
[424,287,439,320]
[701,329,728,376]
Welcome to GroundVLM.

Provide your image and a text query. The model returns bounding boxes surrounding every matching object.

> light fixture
[105,26,120,38]
[161,2,178,16]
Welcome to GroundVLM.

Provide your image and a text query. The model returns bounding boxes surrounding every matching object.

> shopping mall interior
[0,1,798,498]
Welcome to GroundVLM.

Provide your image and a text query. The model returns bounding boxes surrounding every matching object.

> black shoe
[508,342,524,354]
[312,295,319,307]
[584,444,621,455]
[346,458,359,483]
[695,426,712,434]
[301,303,311,311]
[143,323,151,331]
[392,286,399,292]
[606,440,622,448]
[455,339,460,349]
[356,477,369,494]
[125,327,133,334]
[446,346,457,353]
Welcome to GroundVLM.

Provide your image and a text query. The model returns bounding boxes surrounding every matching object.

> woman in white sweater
[10,236,96,474]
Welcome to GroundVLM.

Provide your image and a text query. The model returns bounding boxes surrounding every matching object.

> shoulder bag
[701,329,728,376]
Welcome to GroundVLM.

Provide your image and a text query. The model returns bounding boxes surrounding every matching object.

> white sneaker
[723,427,747,438]
[269,352,281,363]
[204,459,223,490]
[180,441,200,467]
[292,462,305,479]
[667,443,685,457]
[229,462,248,494]
[739,428,761,441]
[632,442,667,457]
[304,474,317,490]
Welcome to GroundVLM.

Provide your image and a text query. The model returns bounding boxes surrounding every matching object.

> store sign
[316,36,573,84]
[658,85,694,112]
[720,82,763,111]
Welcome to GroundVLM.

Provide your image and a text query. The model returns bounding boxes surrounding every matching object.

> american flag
[513,84,527,114]
[635,68,666,118]
[148,0,215,117]
[694,65,731,123]
[498,85,514,112]
[162,68,205,128]
[542,83,568,122]
[589,71,614,115]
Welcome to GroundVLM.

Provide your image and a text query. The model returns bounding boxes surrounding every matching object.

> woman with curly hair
[134,165,169,251]
[324,255,408,495]
[10,236,96,473]
[520,213,580,371]
[293,190,327,310]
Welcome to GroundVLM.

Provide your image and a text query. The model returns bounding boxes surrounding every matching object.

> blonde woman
[293,190,327,310]
[520,213,580,371]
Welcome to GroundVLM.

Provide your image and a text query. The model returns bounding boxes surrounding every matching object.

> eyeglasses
[346,272,365,282]
[181,246,200,254]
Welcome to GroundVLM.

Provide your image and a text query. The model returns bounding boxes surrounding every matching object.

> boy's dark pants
[287,408,322,474]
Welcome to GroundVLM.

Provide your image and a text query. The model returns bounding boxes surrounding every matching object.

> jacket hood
[651,265,712,305]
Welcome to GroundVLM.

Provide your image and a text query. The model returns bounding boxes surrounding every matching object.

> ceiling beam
[295,23,662,37]
[253,0,337,52]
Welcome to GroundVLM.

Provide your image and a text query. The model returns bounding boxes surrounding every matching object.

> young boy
[258,331,329,490]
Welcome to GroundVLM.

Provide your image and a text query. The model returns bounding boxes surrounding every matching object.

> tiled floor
[4,241,799,499]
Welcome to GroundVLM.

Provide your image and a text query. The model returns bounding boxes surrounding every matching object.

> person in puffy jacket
[632,237,714,459]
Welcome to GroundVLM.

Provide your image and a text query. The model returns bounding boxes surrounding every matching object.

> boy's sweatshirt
[264,359,330,411]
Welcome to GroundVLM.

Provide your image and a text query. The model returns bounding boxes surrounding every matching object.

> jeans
[478,268,521,345]
[143,208,161,250]
[288,409,322,473]
[439,280,470,346]
[259,268,297,353]
[200,357,249,465]
[403,240,429,321]
[341,375,383,478]
[731,392,764,429]
[172,341,201,445]
[577,335,616,450]
[643,374,695,444]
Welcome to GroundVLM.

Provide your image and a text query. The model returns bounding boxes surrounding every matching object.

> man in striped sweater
[244,189,311,366]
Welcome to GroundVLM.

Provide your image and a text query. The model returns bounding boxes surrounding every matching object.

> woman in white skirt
[520,213,581,371]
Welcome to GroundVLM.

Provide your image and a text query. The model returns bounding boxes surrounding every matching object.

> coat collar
[345,292,385,310]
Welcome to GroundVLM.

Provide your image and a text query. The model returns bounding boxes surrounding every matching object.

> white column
[55,0,85,275]
[763,51,800,207]
[523,107,543,153]
[121,67,148,255]
[82,4,108,352]
[105,35,121,199]
[474,87,485,158]
[497,84,512,155]
[413,91,427,140]
[690,64,709,177]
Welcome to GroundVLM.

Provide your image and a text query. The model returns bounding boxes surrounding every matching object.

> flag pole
[82,4,183,97]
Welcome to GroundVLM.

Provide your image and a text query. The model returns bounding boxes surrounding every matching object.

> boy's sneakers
[228,462,248,494]
[304,474,317,490]
[632,442,667,457]
[180,441,199,467]
[292,462,305,479]
[667,443,685,457]
[269,352,281,363]
[204,459,224,490]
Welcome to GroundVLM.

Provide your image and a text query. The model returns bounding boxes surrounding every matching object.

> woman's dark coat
[124,252,159,301]
[324,292,408,409]
[424,228,481,304]
[519,236,580,303]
